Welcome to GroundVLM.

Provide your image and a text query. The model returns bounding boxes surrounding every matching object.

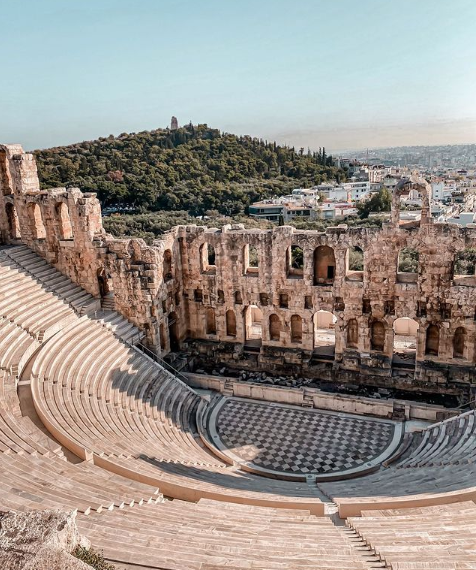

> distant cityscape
[249,144,476,227]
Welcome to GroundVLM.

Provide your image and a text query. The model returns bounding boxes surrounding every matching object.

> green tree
[357,187,392,219]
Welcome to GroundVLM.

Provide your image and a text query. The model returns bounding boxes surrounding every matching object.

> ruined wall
[0,144,184,350]
[2,144,476,398]
[178,187,476,398]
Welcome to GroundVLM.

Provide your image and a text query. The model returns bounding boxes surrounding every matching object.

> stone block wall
[1,144,476,398]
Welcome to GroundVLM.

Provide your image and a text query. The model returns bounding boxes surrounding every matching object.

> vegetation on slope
[34,123,345,217]
[73,546,115,570]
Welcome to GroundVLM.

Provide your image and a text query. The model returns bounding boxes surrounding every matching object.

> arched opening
[234,290,243,304]
[244,305,262,348]
[243,244,259,275]
[269,314,281,341]
[453,326,466,359]
[313,310,336,357]
[397,248,419,283]
[453,249,476,286]
[393,317,418,367]
[97,268,114,308]
[226,310,237,337]
[159,323,167,351]
[287,245,304,278]
[55,202,73,240]
[205,307,216,335]
[168,311,180,351]
[5,203,21,239]
[346,318,359,348]
[200,243,216,273]
[371,321,385,352]
[346,247,363,281]
[28,203,46,240]
[0,149,12,196]
[425,324,439,356]
[217,290,225,303]
[314,246,336,285]
[163,249,172,282]
[291,314,303,343]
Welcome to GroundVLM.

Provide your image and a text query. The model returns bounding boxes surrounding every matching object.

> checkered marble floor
[215,399,395,475]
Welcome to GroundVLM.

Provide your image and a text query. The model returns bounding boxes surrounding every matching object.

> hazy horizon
[2,0,475,152]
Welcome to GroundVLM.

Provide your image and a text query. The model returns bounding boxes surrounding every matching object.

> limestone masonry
[2,144,476,402]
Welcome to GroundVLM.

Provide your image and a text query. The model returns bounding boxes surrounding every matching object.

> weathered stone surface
[1,144,476,400]
[0,509,91,570]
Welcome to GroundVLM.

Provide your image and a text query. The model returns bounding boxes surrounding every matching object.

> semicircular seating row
[320,409,476,517]
[1,244,476,568]
[2,245,324,515]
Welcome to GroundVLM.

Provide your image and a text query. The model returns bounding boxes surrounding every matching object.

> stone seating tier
[347,502,476,570]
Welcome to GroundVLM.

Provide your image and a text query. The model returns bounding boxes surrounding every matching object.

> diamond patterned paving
[215,399,395,475]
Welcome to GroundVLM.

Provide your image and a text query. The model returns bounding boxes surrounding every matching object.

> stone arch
[393,317,419,366]
[397,247,419,283]
[313,310,337,355]
[290,314,303,343]
[200,242,216,273]
[244,305,262,344]
[97,267,114,298]
[226,309,236,337]
[346,318,358,348]
[163,249,172,282]
[346,246,363,281]
[159,323,167,351]
[28,203,46,240]
[0,149,12,196]
[287,245,304,278]
[392,176,430,226]
[269,314,281,341]
[425,324,439,356]
[168,311,179,351]
[243,244,259,274]
[370,320,385,352]
[5,203,21,239]
[55,202,73,240]
[313,245,336,285]
[453,326,466,359]
[205,307,216,335]
[453,249,476,285]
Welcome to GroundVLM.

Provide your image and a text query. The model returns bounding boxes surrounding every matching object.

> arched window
[206,307,216,334]
[226,310,236,336]
[371,321,385,351]
[243,244,259,274]
[454,249,476,285]
[163,249,172,281]
[28,203,46,239]
[425,324,439,356]
[159,323,167,351]
[269,314,281,341]
[397,248,419,283]
[0,149,12,196]
[453,327,466,359]
[314,245,336,285]
[346,247,363,281]
[234,290,243,304]
[287,245,304,278]
[55,202,73,240]
[291,314,303,342]
[347,318,358,348]
[5,203,21,239]
[217,290,225,303]
[200,243,216,273]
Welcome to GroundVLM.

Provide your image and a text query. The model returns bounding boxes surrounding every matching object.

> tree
[357,187,392,219]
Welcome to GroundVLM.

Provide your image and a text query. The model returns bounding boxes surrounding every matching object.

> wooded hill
[34,123,346,217]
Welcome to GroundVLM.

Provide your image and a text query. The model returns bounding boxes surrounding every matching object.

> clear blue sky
[1,0,475,151]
